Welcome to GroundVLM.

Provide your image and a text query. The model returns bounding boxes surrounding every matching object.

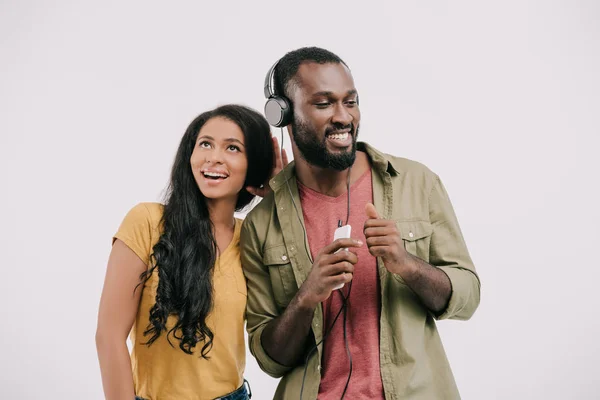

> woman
[96,104,287,400]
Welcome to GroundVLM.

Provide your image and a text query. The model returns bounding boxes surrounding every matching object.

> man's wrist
[390,252,420,281]
[295,286,319,311]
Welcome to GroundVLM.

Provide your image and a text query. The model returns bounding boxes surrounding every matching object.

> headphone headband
[264,60,278,99]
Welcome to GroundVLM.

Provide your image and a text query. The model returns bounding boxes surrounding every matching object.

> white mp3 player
[332,224,352,290]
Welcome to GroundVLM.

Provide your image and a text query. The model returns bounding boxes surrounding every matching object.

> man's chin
[325,151,356,171]
[325,143,352,154]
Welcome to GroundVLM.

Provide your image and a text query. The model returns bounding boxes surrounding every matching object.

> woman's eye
[199,141,211,148]
[228,145,241,152]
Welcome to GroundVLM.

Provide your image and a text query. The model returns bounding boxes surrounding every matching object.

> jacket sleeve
[428,175,481,320]
[240,217,294,378]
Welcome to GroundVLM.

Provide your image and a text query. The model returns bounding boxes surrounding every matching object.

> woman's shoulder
[137,202,164,221]
[126,202,164,221]
[118,202,164,234]
[113,202,164,266]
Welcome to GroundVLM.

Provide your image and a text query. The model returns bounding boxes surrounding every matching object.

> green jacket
[240,142,481,400]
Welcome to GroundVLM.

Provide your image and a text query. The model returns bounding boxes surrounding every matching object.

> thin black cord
[339,282,353,399]
[338,167,353,399]
[299,295,347,400]
[298,167,354,400]
[345,167,351,225]
[282,127,315,264]
[300,282,353,400]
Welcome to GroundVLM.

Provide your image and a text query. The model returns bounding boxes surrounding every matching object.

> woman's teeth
[203,172,227,179]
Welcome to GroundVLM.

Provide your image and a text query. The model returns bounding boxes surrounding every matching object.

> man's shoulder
[388,154,434,175]
[242,192,277,230]
[363,143,438,181]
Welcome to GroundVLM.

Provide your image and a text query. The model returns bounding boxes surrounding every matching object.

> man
[240,46,480,400]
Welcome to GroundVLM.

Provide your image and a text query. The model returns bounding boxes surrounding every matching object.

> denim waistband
[135,379,252,400]
[213,379,252,400]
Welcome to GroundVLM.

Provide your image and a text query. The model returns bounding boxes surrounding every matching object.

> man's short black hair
[273,46,348,101]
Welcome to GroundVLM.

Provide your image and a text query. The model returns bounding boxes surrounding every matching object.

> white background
[1,1,599,399]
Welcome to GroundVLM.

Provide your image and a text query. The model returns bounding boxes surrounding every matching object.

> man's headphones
[263,60,293,128]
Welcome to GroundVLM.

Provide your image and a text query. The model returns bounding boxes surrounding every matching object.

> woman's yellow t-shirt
[113,202,247,400]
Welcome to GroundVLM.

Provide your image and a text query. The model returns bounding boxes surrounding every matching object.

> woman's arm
[96,239,147,400]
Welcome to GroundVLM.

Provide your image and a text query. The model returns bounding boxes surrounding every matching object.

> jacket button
[281,255,288,261]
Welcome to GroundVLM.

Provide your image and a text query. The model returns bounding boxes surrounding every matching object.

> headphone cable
[298,166,354,400]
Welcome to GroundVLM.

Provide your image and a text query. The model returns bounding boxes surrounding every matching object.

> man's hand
[246,136,289,198]
[260,237,361,367]
[297,238,362,310]
[364,203,415,278]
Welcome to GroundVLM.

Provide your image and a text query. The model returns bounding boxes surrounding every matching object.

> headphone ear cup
[264,96,293,127]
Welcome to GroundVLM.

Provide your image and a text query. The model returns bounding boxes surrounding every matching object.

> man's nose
[331,103,354,126]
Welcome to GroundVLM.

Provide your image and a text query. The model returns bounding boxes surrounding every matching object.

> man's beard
[291,117,358,171]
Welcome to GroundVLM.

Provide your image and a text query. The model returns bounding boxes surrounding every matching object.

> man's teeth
[329,132,349,141]
[203,172,227,178]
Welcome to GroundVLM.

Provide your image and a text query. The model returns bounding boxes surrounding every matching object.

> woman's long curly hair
[139,104,274,357]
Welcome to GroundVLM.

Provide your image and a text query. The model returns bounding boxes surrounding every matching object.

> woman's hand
[246,135,289,198]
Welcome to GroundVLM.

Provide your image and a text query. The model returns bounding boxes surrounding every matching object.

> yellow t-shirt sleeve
[113,203,157,267]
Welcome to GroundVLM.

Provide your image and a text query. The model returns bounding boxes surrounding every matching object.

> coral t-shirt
[298,169,385,400]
